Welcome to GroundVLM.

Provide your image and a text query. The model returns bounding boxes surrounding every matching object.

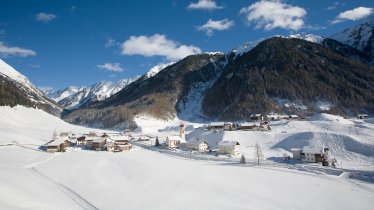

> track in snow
[27,167,100,210]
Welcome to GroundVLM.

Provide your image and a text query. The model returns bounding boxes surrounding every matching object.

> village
[45,113,336,167]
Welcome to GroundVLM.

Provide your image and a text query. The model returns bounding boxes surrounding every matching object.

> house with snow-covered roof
[166,135,186,148]
[218,141,240,156]
[45,137,71,152]
[240,122,258,130]
[208,122,225,130]
[187,140,209,152]
[92,137,108,151]
[291,146,329,163]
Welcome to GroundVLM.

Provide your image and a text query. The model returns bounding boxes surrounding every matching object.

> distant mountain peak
[330,16,374,64]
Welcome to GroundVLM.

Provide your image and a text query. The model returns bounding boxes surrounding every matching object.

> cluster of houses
[205,114,301,132]
[45,132,134,153]
[207,122,270,131]
[164,135,240,156]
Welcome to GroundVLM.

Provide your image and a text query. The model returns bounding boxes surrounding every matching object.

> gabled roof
[240,122,257,127]
[46,137,69,146]
[110,135,131,141]
[218,141,240,147]
[93,137,107,143]
[209,122,225,127]
[302,146,324,154]
[166,135,186,143]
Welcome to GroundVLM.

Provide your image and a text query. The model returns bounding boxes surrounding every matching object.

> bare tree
[254,143,264,166]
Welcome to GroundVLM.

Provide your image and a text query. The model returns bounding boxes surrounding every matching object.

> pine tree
[155,136,160,147]
[240,154,246,164]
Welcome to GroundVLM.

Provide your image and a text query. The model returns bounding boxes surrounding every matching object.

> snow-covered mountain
[144,62,175,78]
[231,33,323,58]
[0,59,61,115]
[330,16,374,64]
[48,77,140,110]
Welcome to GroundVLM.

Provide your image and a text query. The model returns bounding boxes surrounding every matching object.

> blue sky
[0,0,373,90]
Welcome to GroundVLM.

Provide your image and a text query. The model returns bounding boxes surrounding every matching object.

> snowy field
[1,106,374,210]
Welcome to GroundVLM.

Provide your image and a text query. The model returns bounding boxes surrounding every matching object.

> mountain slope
[330,17,374,64]
[62,53,226,127]
[202,37,374,119]
[0,59,61,116]
[321,38,372,64]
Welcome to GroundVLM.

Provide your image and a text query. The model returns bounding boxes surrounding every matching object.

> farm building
[92,137,107,151]
[187,140,209,152]
[357,114,368,119]
[208,122,225,130]
[240,122,258,130]
[166,135,186,148]
[250,114,264,121]
[45,138,71,153]
[218,141,240,156]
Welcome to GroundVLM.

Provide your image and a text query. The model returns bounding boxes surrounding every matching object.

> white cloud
[121,34,202,61]
[332,7,373,24]
[187,0,223,11]
[240,0,307,31]
[0,42,37,57]
[35,13,57,23]
[198,19,234,36]
[97,63,124,72]
[105,38,116,48]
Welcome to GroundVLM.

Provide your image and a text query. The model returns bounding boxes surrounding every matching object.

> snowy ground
[1,106,374,210]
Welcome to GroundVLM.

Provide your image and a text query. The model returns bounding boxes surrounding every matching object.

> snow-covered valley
[1,106,373,210]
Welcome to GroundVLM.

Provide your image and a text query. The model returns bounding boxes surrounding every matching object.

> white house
[292,146,329,163]
[166,135,186,148]
[218,141,240,156]
[187,140,209,152]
